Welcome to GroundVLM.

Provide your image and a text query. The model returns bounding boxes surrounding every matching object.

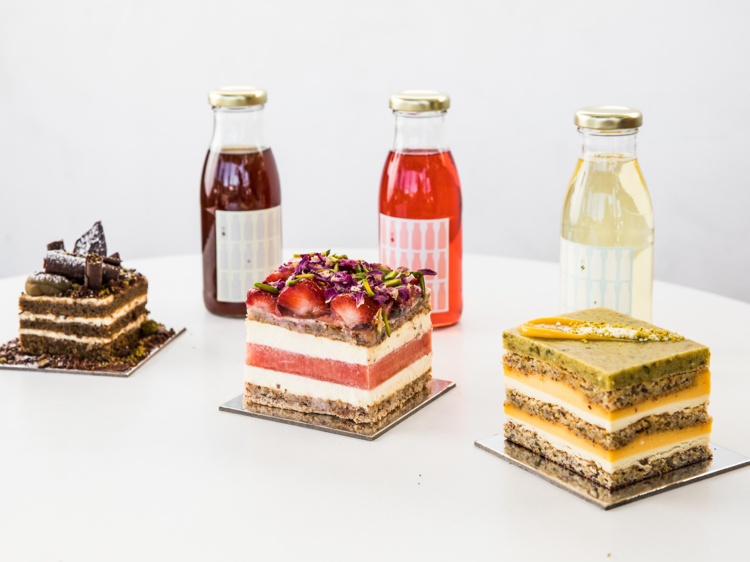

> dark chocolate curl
[74,221,107,256]
[44,251,120,283]
[85,255,103,290]
[103,252,121,266]
[47,240,65,251]
[44,251,85,280]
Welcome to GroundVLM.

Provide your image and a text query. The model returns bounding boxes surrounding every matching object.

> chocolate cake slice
[17,222,151,361]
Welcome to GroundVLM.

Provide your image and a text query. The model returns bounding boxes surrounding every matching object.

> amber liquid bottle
[379,91,462,327]
[200,87,282,317]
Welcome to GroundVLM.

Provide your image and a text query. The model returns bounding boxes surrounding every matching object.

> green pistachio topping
[363,278,375,297]
[382,309,391,337]
[254,282,281,294]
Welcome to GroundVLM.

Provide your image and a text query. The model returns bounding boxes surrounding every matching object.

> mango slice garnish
[518,317,618,340]
[518,317,684,342]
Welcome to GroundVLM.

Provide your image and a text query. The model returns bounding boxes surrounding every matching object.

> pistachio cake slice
[502,307,712,490]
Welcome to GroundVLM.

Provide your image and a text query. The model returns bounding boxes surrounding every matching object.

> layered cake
[17,222,152,361]
[502,307,712,489]
[244,251,436,423]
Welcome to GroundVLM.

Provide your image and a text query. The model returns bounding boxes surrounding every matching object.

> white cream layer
[505,376,710,432]
[244,353,432,408]
[245,311,431,365]
[21,293,116,306]
[19,295,148,326]
[507,416,710,473]
[19,313,148,345]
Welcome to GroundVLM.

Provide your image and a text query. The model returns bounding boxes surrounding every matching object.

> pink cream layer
[245,332,431,390]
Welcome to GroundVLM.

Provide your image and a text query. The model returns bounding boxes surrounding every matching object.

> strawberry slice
[277,279,328,318]
[246,288,279,315]
[330,294,381,328]
[265,267,294,283]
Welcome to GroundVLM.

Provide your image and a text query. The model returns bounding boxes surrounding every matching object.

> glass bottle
[201,87,282,317]
[560,106,654,321]
[379,90,462,327]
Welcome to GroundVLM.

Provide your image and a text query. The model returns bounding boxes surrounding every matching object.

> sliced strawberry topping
[277,279,329,318]
[265,267,294,283]
[330,294,381,328]
[246,288,279,315]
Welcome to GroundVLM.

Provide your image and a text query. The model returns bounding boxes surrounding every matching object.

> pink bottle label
[379,214,449,313]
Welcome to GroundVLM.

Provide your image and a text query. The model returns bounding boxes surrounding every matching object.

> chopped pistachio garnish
[363,278,375,297]
[254,282,281,294]
[382,308,391,337]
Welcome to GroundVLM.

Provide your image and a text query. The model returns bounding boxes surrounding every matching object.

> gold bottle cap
[574,106,642,130]
[208,86,267,107]
[389,90,450,112]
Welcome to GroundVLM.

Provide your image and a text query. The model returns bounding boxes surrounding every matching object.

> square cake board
[219,378,456,441]
[0,328,186,378]
[475,434,750,510]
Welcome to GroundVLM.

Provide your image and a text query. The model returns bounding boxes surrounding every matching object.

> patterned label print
[560,238,633,315]
[216,206,282,303]
[379,214,449,313]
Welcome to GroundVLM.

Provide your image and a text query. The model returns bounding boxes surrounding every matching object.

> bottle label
[379,214,449,313]
[560,238,634,315]
[216,206,282,303]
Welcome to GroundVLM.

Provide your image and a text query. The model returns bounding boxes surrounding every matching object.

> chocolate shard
[103,252,121,266]
[84,254,103,290]
[47,240,65,251]
[73,221,107,257]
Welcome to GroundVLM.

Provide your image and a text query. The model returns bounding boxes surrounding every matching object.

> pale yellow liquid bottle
[560,106,654,321]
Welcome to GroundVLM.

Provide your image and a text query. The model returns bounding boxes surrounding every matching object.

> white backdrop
[1,0,749,303]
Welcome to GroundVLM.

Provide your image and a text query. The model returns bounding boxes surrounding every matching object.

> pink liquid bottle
[378,90,462,327]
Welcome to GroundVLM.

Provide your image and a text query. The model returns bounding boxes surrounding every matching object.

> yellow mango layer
[504,365,710,421]
[505,403,712,463]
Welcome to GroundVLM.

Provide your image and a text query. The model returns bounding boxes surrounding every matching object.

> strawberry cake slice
[244,251,436,424]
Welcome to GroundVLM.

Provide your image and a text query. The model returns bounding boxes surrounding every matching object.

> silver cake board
[475,434,750,510]
[0,328,185,378]
[219,378,456,441]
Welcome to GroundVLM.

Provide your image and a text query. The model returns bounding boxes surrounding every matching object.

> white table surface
[1,251,748,561]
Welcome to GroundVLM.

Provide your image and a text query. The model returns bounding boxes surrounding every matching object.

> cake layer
[19,278,148,317]
[19,295,147,327]
[19,302,148,338]
[244,352,432,408]
[246,331,431,390]
[244,370,432,424]
[504,365,710,431]
[20,313,148,345]
[506,389,709,450]
[19,316,145,360]
[503,307,710,390]
[503,438,711,496]
[504,352,706,411]
[246,311,431,365]
[505,421,713,490]
[247,294,431,347]
[505,404,712,472]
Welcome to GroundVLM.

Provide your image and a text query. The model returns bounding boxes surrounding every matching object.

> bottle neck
[579,128,638,158]
[392,110,449,153]
[210,106,269,152]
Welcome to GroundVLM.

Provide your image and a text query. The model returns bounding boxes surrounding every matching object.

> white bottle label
[560,238,634,315]
[216,206,282,303]
[379,214,449,313]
